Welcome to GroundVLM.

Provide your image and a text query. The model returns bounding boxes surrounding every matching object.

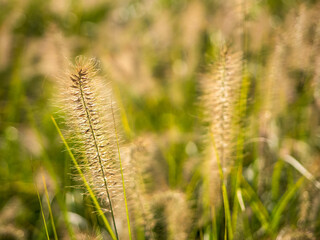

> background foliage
[1,0,320,239]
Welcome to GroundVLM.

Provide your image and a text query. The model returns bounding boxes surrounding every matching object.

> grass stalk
[270,177,304,233]
[111,99,133,240]
[41,173,58,240]
[51,116,117,240]
[210,206,217,240]
[24,95,76,239]
[232,61,250,230]
[241,177,270,233]
[76,72,119,239]
[113,84,133,139]
[210,132,233,240]
[36,186,50,240]
[32,162,50,240]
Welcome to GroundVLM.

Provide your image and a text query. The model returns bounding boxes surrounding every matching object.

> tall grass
[1,1,320,240]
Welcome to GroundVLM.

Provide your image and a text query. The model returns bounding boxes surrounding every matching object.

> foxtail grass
[54,56,134,239]
[51,116,117,240]
[201,47,243,239]
[125,137,157,239]
[151,190,192,240]
[201,48,243,171]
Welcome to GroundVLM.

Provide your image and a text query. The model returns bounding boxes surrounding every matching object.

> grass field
[1,0,320,239]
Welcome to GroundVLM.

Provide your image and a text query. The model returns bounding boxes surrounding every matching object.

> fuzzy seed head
[58,56,124,212]
[201,50,242,169]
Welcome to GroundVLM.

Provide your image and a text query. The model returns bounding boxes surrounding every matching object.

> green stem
[32,162,50,240]
[42,173,58,240]
[51,116,117,240]
[76,72,119,239]
[210,132,233,240]
[111,98,133,240]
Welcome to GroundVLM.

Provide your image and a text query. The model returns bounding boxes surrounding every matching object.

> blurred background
[1,0,320,239]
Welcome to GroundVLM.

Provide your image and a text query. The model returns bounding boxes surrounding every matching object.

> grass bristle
[201,49,242,171]
[58,57,128,238]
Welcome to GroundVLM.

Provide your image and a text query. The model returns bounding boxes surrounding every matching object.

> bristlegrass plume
[201,48,242,168]
[201,48,242,170]
[151,190,191,240]
[124,136,158,239]
[200,48,242,206]
[57,57,128,238]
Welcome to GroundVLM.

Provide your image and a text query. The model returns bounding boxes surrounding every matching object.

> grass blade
[23,95,76,239]
[111,99,132,240]
[51,116,116,240]
[41,173,58,240]
[30,159,50,240]
[241,177,270,232]
[270,177,304,232]
[232,60,250,231]
[32,166,50,240]
[282,154,320,189]
[113,84,133,139]
[36,186,50,240]
[210,132,233,240]
[271,160,284,200]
